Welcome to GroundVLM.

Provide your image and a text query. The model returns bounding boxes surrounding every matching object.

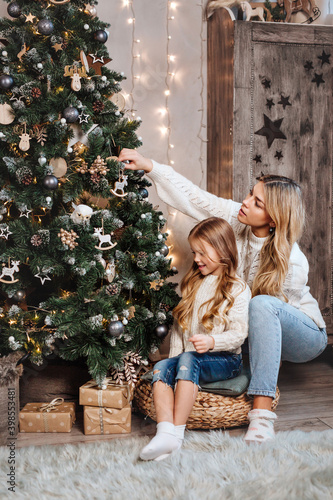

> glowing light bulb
[165,90,170,96]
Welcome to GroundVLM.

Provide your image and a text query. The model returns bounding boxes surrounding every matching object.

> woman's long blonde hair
[252,174,305,299]
[173,217,243,332]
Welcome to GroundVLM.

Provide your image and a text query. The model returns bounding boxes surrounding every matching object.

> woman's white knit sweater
[149,161,326,329]
[169,275,251,357]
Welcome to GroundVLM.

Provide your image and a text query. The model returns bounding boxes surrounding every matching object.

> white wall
[0,1,332,284]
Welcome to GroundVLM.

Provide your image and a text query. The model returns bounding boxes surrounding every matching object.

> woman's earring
[269,226,275,234]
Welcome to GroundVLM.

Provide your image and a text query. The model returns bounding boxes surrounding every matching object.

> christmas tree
[0,0,179,386]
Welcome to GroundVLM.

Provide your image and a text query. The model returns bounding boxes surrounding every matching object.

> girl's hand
[118,148,153,173]
[189,335,215,353]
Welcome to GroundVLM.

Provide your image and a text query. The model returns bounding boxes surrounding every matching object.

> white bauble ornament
[49,157,67,178]
[0,103,14,124]
[38,156,47,166]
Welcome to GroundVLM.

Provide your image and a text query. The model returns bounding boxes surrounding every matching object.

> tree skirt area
[1,430,333,500]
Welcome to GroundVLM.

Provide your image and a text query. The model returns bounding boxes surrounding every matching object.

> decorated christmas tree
[0,0,179,386]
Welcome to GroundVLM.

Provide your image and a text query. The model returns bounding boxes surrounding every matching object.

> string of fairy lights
[120,0,207,271]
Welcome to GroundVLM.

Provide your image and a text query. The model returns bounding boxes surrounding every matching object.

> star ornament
[0,225,12,239]
[255,114,287,149]
[19,206,32,218]
[149,279,164,290]
[25,13,37,23]
[52,42,63,52]
[86,54,112,76]
[34,266,52,285]
[78,112,89,124]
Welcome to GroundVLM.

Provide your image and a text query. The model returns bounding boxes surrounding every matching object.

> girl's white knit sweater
[169,275,251,357]
[149,161,326,329]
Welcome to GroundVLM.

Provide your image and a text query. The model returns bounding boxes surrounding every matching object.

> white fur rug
[1,430,333,500]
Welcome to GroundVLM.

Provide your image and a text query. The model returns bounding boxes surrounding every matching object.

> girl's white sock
[244,409,277,443]
[140,422,184,461]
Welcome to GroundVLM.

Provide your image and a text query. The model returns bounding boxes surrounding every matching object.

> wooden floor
[15,346,333,448]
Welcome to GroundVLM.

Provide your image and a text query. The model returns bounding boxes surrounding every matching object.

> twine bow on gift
[38,397,64,412]
[84,378,132,402]
[36,398,65,433]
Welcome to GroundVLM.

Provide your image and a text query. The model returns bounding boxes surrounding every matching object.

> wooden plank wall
[207,8,234,199]
[207,12,333,336]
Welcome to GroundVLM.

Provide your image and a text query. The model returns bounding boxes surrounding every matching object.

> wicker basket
[134,379,280,430]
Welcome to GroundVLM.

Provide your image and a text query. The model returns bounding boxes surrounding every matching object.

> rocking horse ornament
[110,168,128,198]
[0,259,20,283]
[277,0,321,23]
[93,220,117,251]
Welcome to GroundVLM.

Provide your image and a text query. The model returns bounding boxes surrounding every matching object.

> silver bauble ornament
[13,290,26,302]
[160,244,169,257]
[63,106,79,123]
[108,320,124,338]
[42,175,58,190]
[7,2,21,17]
[93,29,108,43]
[38,19,54,35]
[85,4,97,16]
[0,75,14,89]
[155,324,169,339]
[138,188,148,199]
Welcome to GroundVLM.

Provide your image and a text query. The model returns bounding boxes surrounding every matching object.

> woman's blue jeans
[248,295,327,398]
[152,350,242,389]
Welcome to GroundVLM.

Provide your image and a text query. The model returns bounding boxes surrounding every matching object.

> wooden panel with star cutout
[207,10,333,334]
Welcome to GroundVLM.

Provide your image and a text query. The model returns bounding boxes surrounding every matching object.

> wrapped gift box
[19,398,76,433]
[79,380,132,409]
[83,404,131,435]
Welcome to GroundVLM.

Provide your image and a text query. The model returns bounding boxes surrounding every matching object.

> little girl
[140,217,251,461]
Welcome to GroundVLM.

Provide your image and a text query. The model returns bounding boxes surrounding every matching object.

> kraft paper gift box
[19,398,76,433]
[79,379,132,409]
[83,404,131,435]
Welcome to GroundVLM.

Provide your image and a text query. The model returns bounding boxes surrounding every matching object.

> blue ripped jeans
[152,350,242,389]
[248,295,327,398]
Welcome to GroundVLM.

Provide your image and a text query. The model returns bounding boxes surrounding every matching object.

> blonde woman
[119,149,327,444]
[140,217,251,461]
